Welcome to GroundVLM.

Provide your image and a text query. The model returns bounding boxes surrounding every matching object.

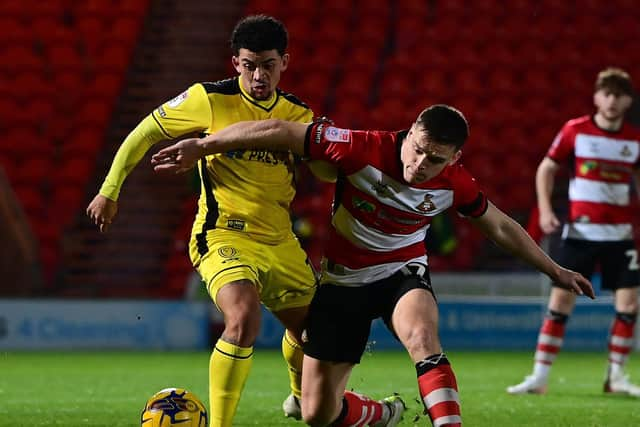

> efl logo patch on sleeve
[324,126,351,143]
[167,90,188,108]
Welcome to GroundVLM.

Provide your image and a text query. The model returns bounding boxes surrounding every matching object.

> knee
[617,300,639,314]
[222,301,261,345]
[301,397,338,427]
[301,407,334,427]
[403,325,440,358]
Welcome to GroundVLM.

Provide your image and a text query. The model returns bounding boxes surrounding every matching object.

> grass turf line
[1,350,639,426]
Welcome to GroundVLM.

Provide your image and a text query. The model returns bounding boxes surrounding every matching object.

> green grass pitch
[2,350,639,426]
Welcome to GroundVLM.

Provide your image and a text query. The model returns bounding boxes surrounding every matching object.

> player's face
[233,48,289,100]
[401,125,461,184]
[594,89,632,121]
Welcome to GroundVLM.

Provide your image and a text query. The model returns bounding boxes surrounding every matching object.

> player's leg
[390,282,461,427]
[273,306,308,419]
[602,242,640,396]
[302,282,404,427]
[508,238,591,394]
[265,237,317,418]
[208,280,261,427]
[191,231,266,427]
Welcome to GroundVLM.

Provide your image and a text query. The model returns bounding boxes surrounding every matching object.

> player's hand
[539,210,560,234]
[86,194,118,233]
[151,138,203,174]
[553,267,595,299]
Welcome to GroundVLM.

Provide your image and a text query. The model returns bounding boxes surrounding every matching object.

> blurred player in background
[508,67,640,397]
[152,105,594,426]
[87,15,335,426]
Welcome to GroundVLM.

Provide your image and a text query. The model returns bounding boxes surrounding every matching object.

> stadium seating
[0,0,150,290]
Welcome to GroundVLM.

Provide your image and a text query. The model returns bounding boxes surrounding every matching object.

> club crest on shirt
[324,126,351,143]
[416,194,436,212]
[620,145,633,158]
[167,90,188,108]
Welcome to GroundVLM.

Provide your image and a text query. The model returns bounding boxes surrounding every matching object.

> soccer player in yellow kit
[87,15,334,426]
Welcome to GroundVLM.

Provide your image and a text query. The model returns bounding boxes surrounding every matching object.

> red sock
[535,310,568,366]
[331,391,385,427]
[416,353,461,427]
[608,312,637,367]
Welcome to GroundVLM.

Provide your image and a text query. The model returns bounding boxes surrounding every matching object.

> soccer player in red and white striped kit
[153,105,594,426]
[508,67,640,397]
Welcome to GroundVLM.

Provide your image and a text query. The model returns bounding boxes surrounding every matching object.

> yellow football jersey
[151,78,313,251]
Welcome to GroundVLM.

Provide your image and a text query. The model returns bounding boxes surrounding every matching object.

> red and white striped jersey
[547,115,640,241]
[305,123,487,285]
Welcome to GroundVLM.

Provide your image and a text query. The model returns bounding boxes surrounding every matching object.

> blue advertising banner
[0,300,210,350]
[256,298,621,351]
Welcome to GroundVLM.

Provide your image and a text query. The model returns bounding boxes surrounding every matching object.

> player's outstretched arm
[87,114,169,232]
[469,202,595,299]
[151,119,309,173]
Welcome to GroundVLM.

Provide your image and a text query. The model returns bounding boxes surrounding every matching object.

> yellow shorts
[190,229,317,313]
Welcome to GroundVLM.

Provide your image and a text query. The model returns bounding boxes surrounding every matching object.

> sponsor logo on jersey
[371,180,393,198]
[352,196,376,213]
[156,105,167,118]
[226,220,245,231]
[324,126,351,143]
[167,90,188,108]
[416,194,437,212]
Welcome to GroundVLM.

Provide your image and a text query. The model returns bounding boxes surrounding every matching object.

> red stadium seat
[0,46,45,75]
[47,45,85,72]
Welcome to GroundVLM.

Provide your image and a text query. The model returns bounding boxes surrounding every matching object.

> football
[141,388,208,427]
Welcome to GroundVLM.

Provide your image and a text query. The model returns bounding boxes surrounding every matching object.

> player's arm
[152,119,308,173]
[535,156,562,234]
[468,202,595,299]
[87,115,168,232]
[88,84,212,232]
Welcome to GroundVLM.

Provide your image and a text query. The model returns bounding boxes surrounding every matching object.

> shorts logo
[167,90,188,108]
[227,219,245,230]
[324,126,351,143]
[218,246,238,258]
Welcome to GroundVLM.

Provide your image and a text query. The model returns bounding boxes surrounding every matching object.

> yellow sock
[281,330,303,398]
[209,339,253,427]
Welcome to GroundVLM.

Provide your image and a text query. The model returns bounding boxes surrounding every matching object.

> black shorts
[302,264,434,364]
[552,238,640,290]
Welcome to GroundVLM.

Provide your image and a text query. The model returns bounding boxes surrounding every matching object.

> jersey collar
[238,78,279,111]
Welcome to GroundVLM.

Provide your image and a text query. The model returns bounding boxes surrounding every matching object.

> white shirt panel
[332,205,429,252]
[575,134,640,163]
[347,165,454,216]
[568,177,630,206]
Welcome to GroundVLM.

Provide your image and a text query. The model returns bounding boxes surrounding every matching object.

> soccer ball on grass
[141,387,207,427]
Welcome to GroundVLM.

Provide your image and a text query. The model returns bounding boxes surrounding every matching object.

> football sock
[416,353,461,427]
[281,330,303,398]
[533,310,568,379]
[607,312,637,375]
[331,391,387,426]
[209,339,253,427]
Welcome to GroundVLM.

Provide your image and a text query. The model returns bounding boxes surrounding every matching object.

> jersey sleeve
[303,121,366,170]
[451,165,488,218]
[98,114,168,200]
[546,122,574,163]
[151,83,212,138]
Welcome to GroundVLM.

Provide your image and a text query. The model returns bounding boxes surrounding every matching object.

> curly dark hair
[230,15,288,56]
[595,67,633,96]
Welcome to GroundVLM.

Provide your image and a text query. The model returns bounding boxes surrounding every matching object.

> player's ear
[280,53,289,71]
[449,150,462,165]
[232,56,241,73]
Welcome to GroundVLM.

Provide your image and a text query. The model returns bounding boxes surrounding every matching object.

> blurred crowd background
[1,0,639,299]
